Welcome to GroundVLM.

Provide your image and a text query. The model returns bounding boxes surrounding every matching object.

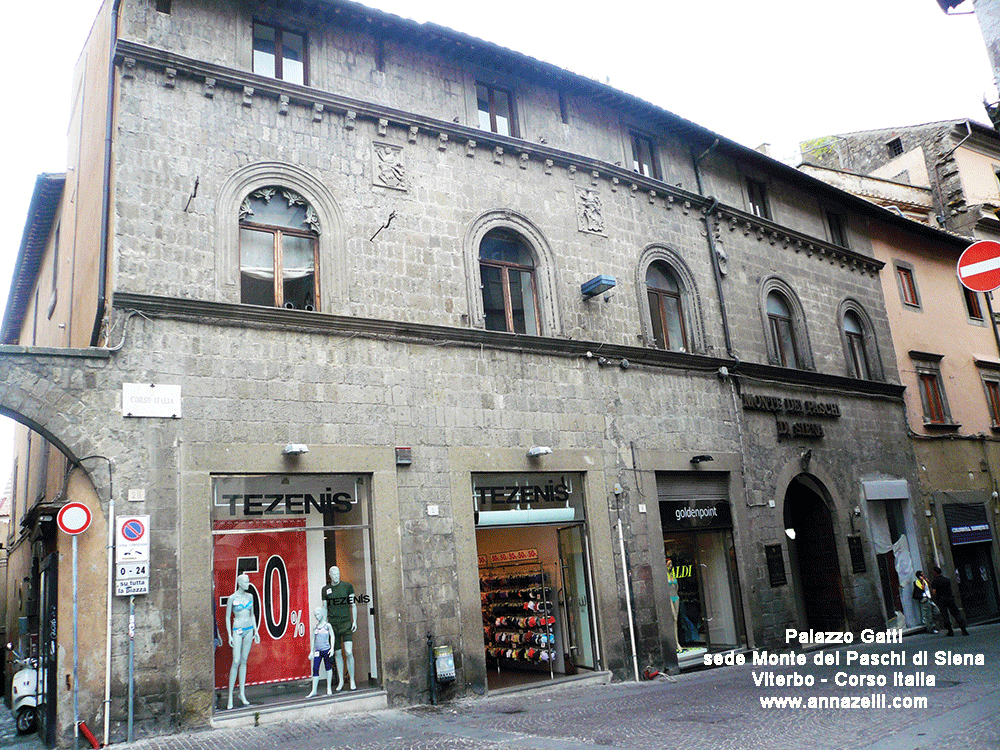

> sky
[0,0,996,487]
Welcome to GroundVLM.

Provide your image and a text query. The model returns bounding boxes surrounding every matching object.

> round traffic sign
[57,502,92,535]
[958,240,1000,293]
[121,518,145,542]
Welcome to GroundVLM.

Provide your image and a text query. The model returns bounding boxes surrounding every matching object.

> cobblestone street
[5,622,987,750]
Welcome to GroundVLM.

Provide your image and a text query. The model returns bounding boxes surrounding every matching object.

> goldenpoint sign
[958,240,1000,293]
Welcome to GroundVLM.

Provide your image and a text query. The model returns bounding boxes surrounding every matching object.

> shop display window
[211,474,378,710]
[663,529,744,654]
[473,472,599,689]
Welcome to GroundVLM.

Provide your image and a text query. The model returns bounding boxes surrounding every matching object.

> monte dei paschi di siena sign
[740,392,841,439]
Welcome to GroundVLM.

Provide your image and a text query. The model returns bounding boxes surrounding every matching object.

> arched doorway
[783,475,846,631]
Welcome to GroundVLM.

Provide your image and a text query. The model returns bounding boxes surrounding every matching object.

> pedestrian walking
[911,570,937,633]
[931,566,969,636]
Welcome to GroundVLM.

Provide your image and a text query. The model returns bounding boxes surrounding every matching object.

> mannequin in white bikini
[226,574,259,709]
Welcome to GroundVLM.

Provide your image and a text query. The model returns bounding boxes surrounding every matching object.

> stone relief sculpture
[575,187,605,234]
[373,142,406,190]
[238,187,321,234]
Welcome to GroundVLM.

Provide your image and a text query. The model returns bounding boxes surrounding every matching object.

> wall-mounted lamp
[282,443,309,456]
[690,454,714,465]
[581,275,616,300]
[527,446,552,458]
[785,528,797,540]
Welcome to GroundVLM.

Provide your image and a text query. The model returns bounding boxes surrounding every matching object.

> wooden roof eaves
[2,174,65,345]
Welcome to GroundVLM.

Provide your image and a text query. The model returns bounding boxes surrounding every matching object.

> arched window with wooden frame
[479,229,540,335]
[239,187,320,310]
[646,262,687,351]
[843,311,870,379]
[837,300,884,381]
[766,291,800,369]
[760,278,813,371]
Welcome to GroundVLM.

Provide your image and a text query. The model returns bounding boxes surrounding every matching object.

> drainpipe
[88,0,124,743]
[987,293,1000,359]
[91,0,124,346]
[691,139,735,358]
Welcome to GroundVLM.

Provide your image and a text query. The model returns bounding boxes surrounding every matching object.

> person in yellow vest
[911,570,937,634]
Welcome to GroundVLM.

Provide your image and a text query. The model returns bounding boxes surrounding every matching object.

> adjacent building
[1,0,937,744]
[801,127,1000,628]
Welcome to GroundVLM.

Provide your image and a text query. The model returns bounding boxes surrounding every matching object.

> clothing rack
[479,560,556,679]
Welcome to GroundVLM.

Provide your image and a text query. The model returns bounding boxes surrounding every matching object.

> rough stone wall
[111,67,727,351]
[798,124,962,227]
[0,0,932,740]
[109,314,741,705]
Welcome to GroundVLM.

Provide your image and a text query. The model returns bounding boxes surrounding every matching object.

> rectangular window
[846,331,870,380]
[746,178,771,220]
[768,315,798,368]
[825,210,848,247]
[918,372,946,423]
[847,536,867,574]
[911,352,954,428]
[984,378,1000,426]
[253,22,306,85]
[896,265,920,307]
[964,287,984,321]
[886,137,903,158]
[630,132,659,179]
[765,545,786,587]
[476,83,517,137]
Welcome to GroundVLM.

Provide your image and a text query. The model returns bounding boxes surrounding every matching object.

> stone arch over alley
[0,345,123,501]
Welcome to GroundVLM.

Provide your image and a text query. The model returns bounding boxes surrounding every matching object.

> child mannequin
[306,606,336,697]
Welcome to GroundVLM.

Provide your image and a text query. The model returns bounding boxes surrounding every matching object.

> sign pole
[128,596,135,744]
[56,502,91,746]
[73,534,79,744]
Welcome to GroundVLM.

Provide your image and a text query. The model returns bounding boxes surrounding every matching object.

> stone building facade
[800,124,1000,628]
[2,0,928,744]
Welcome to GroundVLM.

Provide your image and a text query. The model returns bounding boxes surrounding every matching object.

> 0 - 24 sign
[117,563,148,579]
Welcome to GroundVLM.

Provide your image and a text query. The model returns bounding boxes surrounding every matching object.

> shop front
[210,474,380,712]
[473,472,599,691]
[942,502,1000,623]
[863,479,925,630]
[657,472,746,663]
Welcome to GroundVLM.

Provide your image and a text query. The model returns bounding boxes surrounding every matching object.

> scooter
[6,643,39,734]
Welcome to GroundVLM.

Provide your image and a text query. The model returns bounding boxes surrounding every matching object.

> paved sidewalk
[20,623,1000,749]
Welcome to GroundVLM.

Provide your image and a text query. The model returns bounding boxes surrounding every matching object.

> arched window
[646,262,687,351]
[239,187,320,310]
[479,229,539,335]
[843,311,870,379]
[767,291,800,368]
[838,302,883,381]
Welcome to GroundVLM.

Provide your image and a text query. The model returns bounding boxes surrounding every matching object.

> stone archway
[0,345,126,501]
[783,474,846,631]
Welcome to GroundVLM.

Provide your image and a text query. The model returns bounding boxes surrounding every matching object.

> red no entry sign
[57,502,92,535]
[958,240,1000,293]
